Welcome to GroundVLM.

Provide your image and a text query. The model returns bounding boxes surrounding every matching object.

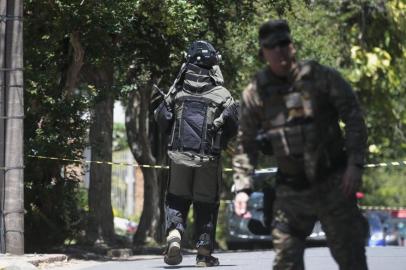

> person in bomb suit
[154,40,238,267]
[232,19,369,270]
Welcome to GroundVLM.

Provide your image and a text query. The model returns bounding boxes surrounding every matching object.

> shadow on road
[159,265,237,269]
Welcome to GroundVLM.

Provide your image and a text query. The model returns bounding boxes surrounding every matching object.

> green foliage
[181,207,195,249]
[23,0,406,250]
[25,49,90,252]
[23,0,116,251]
[215,201,229,250]
[363,167,406,207]
[215,0,406,215]
[327,0,406,203]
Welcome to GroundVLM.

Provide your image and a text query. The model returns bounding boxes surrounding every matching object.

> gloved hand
[223,102,239,122]
[153,101,173,133]
[341,164,363,197]
[234,192,251,218]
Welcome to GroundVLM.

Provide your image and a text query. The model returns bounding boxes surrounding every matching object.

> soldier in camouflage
[232,19,368,270]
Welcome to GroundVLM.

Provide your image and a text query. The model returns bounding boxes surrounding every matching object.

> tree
[21,0,406,252]
[84,65,115,243]
[331,0,406,205]
[23,0,89,251]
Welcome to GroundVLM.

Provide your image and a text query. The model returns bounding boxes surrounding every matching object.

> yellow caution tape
[364,160,406,168]
[359,205,406,211]
[27,155,406,172]
[27,155,170,169]
[220,200,406,211]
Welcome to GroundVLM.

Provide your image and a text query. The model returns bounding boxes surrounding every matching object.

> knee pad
[165,193,192,234]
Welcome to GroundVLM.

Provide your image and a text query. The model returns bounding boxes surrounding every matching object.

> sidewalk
[0,248,164,270]
[0,254,68,270]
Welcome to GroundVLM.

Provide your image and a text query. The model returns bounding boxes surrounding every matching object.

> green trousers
[272,169,369,270]
[168,159,222,203]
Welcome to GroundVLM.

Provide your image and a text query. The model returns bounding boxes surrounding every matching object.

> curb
[28,255,68,266]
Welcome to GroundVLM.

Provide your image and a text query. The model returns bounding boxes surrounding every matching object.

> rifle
[167,62,188,95]
[153,84,166,97]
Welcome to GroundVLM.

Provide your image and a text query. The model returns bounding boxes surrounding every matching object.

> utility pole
[1,0,24,255]
[0,0,7,254]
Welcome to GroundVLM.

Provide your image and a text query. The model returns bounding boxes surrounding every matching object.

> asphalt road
[73,247,406,270]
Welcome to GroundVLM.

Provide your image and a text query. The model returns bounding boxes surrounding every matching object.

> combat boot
[196,232,212,256]
[164,229,182,265]
[196,233,219,267]
[196,254,220,267]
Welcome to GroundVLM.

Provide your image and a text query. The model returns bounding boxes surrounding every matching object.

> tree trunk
[85,66,115,244]
[125,81,160,245]
[63,32,84,96]
[2,0,24,255]
[150,110,169,244]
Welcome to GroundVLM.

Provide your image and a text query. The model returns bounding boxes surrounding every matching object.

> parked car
[365,212,385,247]
[225,190,273,250]
[362,210,406,247]
[225,170,395,249]
[382,217,406,246]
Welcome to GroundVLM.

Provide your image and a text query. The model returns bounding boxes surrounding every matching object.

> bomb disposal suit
[233,20,368,270]
[155,40,238,267]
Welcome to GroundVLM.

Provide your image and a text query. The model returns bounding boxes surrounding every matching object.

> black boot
[196,232,211,256]
[194,202,220,267]
[196,254,220,267]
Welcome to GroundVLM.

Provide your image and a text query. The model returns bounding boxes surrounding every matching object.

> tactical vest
[256,62,346,180]
[167,65,229,166]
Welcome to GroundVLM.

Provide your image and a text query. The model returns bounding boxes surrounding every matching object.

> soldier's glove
[341,164,363,197]
[234,191,251,218]
[222,102,239,123]
[154,101,173,132]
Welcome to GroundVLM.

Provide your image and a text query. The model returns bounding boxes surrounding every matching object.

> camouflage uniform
[233,60,368,270]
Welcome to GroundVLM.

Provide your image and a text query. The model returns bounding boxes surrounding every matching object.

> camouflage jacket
[233,60,367,191]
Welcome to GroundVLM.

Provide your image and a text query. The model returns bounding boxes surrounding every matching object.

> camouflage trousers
[272,169,369,270]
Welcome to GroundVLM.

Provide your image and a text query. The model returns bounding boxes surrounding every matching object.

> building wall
[112,149,144,218]
[134,166,144,217]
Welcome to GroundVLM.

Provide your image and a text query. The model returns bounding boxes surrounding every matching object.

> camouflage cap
[259,19,292,48]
